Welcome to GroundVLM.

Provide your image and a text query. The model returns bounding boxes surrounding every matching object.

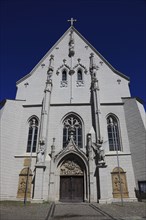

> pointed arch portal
[58,154,86,202]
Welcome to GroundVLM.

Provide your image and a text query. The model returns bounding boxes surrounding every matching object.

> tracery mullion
[107,116,121,152]
[66,127,69,143]
[76,127,78,146]
[111,124,115,151]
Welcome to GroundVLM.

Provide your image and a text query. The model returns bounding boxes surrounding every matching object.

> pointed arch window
[62,70,67,81]
[77,69,83,81]
[63,114,82,148]
[107,115,121,151]
[26,117,38,153]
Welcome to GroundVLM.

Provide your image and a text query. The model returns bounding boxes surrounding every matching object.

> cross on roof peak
[67,18,77,26]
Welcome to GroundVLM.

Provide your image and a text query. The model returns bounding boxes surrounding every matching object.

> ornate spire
[89,53,100,91]
[68,30,75,57]
[89,53,99,77]
[51,138,55,158]
[47,54,54,78]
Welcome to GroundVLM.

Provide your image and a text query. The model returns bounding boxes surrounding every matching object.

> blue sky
[0,0,146,108]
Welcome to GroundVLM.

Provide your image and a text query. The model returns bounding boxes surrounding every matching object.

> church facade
[1,24,145,203]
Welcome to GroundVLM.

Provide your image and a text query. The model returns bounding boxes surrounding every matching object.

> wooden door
[60,176,83,202]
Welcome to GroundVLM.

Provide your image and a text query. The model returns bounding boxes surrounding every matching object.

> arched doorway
[59,154,86,202]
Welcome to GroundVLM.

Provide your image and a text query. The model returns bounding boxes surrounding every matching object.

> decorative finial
[67,17,77,26]
[51,138,55,156]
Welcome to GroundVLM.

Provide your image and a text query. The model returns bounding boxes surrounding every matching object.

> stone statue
[37,146,45,163]
[47,54,54,77]
[92,141,105,165]
[98,144,105,164]
[68,30,75,57]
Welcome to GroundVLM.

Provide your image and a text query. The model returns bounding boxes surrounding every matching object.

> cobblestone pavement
[0,201,146,220]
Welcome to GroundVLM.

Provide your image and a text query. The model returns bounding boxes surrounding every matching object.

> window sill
[14,153,37,158]
[105,152,131,156]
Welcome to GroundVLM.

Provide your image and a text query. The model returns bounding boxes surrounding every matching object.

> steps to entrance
[46,203,116,220]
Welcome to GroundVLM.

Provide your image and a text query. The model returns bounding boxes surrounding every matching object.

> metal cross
[67,18,77,26]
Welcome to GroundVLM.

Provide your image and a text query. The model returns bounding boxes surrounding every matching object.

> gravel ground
[0,201,50,220]
[0,201,146,220]
[96,202,146,219]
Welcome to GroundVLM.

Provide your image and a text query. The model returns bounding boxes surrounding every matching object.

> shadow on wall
[135,189,146,202]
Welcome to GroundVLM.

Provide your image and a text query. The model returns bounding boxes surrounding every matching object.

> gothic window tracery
[26,117,38,153]
[63,114,82,148]
[107,115,121,151]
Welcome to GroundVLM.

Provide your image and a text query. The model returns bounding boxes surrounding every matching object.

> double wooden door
[60,176,84,202]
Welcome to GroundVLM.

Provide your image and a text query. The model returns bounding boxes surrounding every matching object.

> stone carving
[92,140,105,165]
[76,80,84,87]
[50,138,56,158]
[89,53,99,82]
[47,55,54,78]
[17,168,32,198]
[111,167,129,198]
[18,177,27,193]
[117,79,121,84]
[113,176,124,192]
[37,146,45,164]
[41,63,45,68]
[60,80,68,88]
[73,58,88,74]
[44,79,52,93]
[99,61,103,66]
[24,82,29,87]
[68,30,75,57]
[60,160,83,176]
[86,134,93,160]
[97,140,105,164]
[56,58,87,80]
[20,167,30,175]
[39,138,45,146]
[56,60,70,75]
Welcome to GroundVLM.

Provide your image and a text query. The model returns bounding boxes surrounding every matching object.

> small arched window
[107,115,121,151]
[63,114,82,148]
[62,70,67,81]
[77,69,83,81]
[26,117,38,153]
